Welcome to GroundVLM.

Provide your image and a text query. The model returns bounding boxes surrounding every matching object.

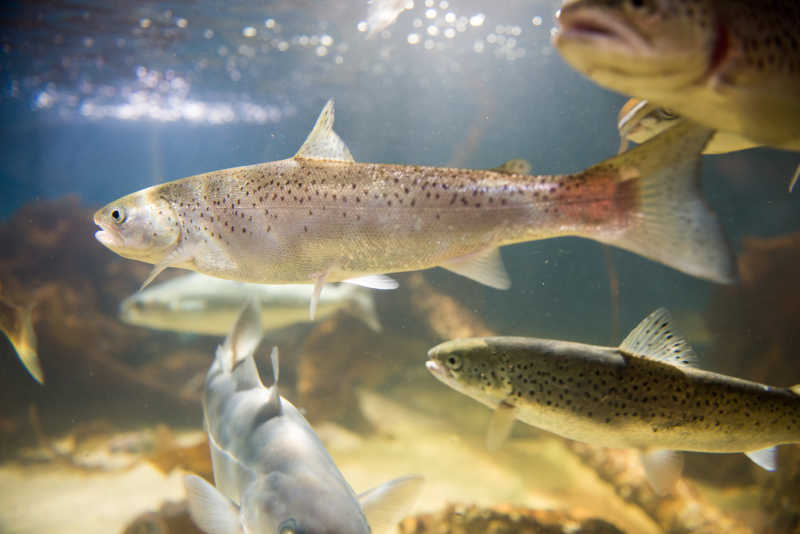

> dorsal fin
[490,158,531,175]
[265,346,281,411]
[221,300,263,374]
[294,99,355,162]
[619,308,696,367]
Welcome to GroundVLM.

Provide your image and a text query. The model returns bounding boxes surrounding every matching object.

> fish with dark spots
[553,0,800,150]
[94,99,734,318]
[427,308,800,494]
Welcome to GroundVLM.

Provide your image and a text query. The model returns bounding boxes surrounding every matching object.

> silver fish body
[119,273,381,334]
[183,302,422,534]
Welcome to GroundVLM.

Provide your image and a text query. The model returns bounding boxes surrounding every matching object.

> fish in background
[426,308,800,495]
[182,301,422,534]
[119,273,382,335]
[94,99,736,319]
[617,98,800,192]
[0,294,42,384]
[553,0,800,151]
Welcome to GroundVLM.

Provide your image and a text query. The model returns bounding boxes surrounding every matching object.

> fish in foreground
[617,98,800,192]
[553,0,800,151]
[426,308,800,494]
[120,273,381,335]
[0,295,42,384]
[94,99,735,319]
[183,301,422,534]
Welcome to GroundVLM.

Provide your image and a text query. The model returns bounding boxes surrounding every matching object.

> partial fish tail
[590,119,736,284]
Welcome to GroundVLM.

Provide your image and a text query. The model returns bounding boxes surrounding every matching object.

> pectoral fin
[745,446,777,471]
[359,475,424,534]
[486,402,516,452]
[641,449,683,496]
[183,474,242,534]
[140,244,195,290]
[440,247,510,290]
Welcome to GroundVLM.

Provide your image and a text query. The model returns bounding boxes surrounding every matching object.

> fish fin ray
[641,449,683,496]
[486,402,516,452]
[183,474,242,534]
[220,300,263,385]
[595,119,736,284]
[789,163,800,193]
[359,475,424,534]
[491,158,532,175]
[343,274,399,290]
[294,99,355,162]
[310,273,327,320]
[746,446,777,471]
[619,308,697,367]
[440,247,511,290]
[343,286,383,332]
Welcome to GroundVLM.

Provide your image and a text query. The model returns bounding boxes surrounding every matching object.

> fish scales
[149,159,631,283]
[450,337,800,453]
[95,100,736,310]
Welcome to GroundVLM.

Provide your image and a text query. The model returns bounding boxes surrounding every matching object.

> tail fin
[592,119,736,284]
[343,285,383,332]
[217,300,264,390]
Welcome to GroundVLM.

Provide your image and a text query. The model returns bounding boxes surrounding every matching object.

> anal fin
[440,247,510,290]
[641,449,683,496]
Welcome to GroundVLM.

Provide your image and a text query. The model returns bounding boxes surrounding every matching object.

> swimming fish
[553,0,800,150]
[0,295,42,384]
[183,301,422,534]
[617,98,800,191]
[426,308,800,494]
[120,273,381,334]
[94,99,735,320]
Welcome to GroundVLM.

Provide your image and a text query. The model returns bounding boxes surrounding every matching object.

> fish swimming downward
[183,301,422,534]
[553,0,800,150]
[119,273,382,335]
[94,99,735,318]
[617,98,800,191]
[426,308,800,494]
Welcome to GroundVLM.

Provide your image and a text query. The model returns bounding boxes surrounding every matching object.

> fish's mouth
[554,6,651,55]
[425,357,451,381]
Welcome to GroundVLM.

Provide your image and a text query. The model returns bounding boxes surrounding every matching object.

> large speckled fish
[426,308,800,494]
[94,100,735,318]
[553,0,800,150]
[183,301,422,534]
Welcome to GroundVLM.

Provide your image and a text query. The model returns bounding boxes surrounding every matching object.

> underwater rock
[567,442,754,534]
[123,500,204,534]
[397,503,627,534]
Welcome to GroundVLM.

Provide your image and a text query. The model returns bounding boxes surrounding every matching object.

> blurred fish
[554,0,800,149]
[617,98,800,191]
[365,0,413,37]
[183,301,422,534]
[120,273,381,334]
[0,295,42,384]
[94,99,735,321]
[427,308,800,495]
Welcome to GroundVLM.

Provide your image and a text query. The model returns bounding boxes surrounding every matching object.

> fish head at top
[240,472,370,534]
[426,338,515,403]
[553,0,718,97]
[94,189,180,264]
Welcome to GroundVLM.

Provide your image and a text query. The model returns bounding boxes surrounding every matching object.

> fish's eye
[109,206,127,224]
[445,354,462,371]
[279,518,297,534]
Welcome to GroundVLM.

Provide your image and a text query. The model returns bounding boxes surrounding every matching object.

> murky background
[1,1,799,533]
